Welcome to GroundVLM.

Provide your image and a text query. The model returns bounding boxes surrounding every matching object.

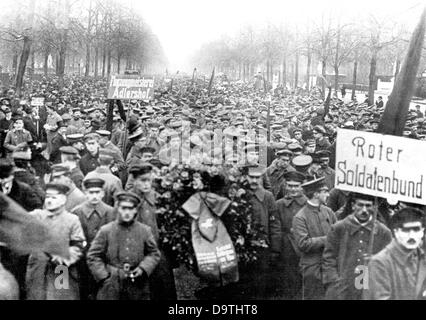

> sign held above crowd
[335,129,426,205]
[107,74,154,100]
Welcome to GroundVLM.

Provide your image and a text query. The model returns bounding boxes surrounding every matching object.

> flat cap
[292,155,313,167]
[96,130,111,137]
[59,146,79,155]
[313,125,326,135]
[284,171,306,183]
[115,191,141,206]
[82,178,105,189]
[45,182,70,194]
[301,176,328,193]
[51,164,70,177]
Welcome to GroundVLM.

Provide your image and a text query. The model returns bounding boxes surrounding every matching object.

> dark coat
[87,220,161,300]
[322,215,392,300]
[79,152,99,176]
[7,179,43,211]
[50,133,68,164]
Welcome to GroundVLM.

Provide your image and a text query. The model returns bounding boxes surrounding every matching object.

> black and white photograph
[0,0,426,306]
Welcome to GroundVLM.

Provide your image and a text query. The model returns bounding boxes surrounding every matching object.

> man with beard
[367,207,426,300]
[292,177,336,300]
[129,163,177,300]
[265,149,296,199]
[87,191,161,300]
[26,183,86,300]
[322,193,391,300]
[72,178,116,300]
[240,166,282,299]
[276,171,307,298]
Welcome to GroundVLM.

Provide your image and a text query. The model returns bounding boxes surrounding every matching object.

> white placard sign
[31,97,45,106]
[335,129,425,205]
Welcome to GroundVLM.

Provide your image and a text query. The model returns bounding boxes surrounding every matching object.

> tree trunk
[321,59,327,99]
[368,49,378,105]
[85,42,90,77]
[295,52,299,88]
[117,52,121,74]
[55,54,60,75]
[94,46,99,77]
[12,52,18,74]
[15,36,32,96]
[306,48,311,90]
[102,46,106,78]
[352,60,358,101]
[107,49,111,76]
[334,65,339,97]
[30,50,35,76]
[266,60,270,82]
[43,51,49,76]
[282,58,287,89]
[394,58,401,79]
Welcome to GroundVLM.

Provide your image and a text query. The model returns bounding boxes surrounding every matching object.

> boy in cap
[292,177,337,299]
[276,171,307,298]
[50,122,68,164]
[71,178,116,300]
[50,164,86,211]
[315,150,335,190]
[367,207,426,300]
[26,183,86,300]
[312,125,331,152]
[60,146,84,189]
[87,191,161,300]
[3,117,33,157]
[80,133,100,176]
[322,193,391,300]
[97,130,125,177]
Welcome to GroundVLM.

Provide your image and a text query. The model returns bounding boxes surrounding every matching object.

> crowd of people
[0,73,425,300]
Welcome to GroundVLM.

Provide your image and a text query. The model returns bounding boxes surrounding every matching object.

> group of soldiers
[0,74,425,300]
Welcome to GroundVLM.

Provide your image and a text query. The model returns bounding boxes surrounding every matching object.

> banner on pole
[335,128,425,205]
[31,97,45,107]
[107,74,154,100]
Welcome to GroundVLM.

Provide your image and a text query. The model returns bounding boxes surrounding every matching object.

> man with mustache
[367,206,426,300]
[322,193,391,300]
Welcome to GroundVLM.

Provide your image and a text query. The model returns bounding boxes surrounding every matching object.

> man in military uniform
[322,193,391,300]
[276,171,307,298]
[129,163,177,300]
[241,166,282,299]
[265,149,296,199]
[26,183,86,300]
[96,130,125,177]
[315,150,335,190]
[72,178,116,300]
[87,191,161,300]
[292,177,336,300]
